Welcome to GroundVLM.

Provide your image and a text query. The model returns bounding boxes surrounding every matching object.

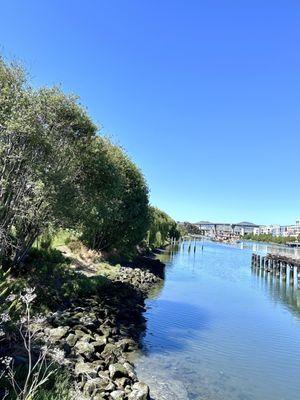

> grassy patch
[0,367,72,400]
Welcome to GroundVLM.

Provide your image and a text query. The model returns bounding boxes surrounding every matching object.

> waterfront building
[253,220,300,238]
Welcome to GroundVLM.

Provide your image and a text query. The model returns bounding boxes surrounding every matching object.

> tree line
[0,58,179,267]
[244,233,299,245]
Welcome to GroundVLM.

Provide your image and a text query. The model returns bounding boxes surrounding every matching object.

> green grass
[0,367,72,400]
[51,230,75,248]
[23,248,110,311]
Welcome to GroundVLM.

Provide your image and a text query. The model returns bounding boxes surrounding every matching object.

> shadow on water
[141,299,211,354]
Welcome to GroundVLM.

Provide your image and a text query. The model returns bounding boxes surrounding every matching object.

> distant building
[286,220,300,237]
[253,220,300,238]
[195,221,258,237]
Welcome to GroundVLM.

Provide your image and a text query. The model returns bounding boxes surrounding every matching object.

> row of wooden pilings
[170,236,204,253]
[182,239,201,253]
[252,253,300,285]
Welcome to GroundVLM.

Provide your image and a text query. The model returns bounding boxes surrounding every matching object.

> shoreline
[36,255,166,400]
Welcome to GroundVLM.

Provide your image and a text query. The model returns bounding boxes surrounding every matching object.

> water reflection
[250,254,300,320]
[136,240,300,400]
[240,240,300,258]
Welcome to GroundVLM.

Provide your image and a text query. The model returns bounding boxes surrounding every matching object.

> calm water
[135,241,300,400]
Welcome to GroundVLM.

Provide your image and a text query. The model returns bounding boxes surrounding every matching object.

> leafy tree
[79,137,150,253]
[0,59,96,267]
[146,207,180,249]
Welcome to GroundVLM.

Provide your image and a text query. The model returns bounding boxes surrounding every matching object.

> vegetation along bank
[0,57,181,399]
[243,233,300,245]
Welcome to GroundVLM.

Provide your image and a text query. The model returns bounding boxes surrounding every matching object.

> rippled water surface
[135,241,300,400]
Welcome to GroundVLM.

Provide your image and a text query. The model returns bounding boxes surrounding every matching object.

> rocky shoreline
[38,258,165,400]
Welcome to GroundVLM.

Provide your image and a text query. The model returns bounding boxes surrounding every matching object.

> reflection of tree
[147,279,164,299]
[252,268,300,318]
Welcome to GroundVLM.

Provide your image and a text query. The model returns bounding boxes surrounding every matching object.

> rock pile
[39,261,164,400]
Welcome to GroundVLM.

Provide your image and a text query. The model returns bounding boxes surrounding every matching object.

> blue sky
[1,1,300,225]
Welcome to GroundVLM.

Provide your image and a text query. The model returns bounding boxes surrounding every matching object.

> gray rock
[123,362,137,380]
[74,361,99,377]
[65,333,77,347]
[92,337,107,352]
[75,339,95,357]
[101,343,119,360]
[105,382,116,392]
[48,326,69,342]
[74,329,87,340]
[93,395,106,400]
[98,370,110,379]
[83,378,103,395]
[115,377,130,389]
[127,382,150,400]
[110,390,125,400]
[116,338,137,352]
[109,363,128,379]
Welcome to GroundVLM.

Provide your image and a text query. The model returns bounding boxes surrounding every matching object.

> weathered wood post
[290,265,294,285]
[281,262,287,281]
[276,260,281,278]
[285,263,289,282]
[297,265,300,288]
[269,258,273,274]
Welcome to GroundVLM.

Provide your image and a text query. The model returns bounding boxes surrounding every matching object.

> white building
[254,220,300,238]
[286,220,300,237]
[253,225,281,236]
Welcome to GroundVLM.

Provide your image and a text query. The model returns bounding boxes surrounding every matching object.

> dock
[251,253,300,285]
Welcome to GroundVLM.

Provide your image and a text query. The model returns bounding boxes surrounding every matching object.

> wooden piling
[290,265,294,285]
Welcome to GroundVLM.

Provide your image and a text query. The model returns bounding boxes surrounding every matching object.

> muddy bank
[37,257,165,400]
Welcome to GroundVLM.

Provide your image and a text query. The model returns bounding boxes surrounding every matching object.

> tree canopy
[0,58,180,267]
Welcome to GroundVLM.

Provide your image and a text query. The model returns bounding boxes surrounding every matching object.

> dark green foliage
[33,370,72,400]
[146,207,180,248]
[0,364,72,400]
[181,222,201,235]
[78,137,150,254]
[0,58,151,265]
[0,59,96,267]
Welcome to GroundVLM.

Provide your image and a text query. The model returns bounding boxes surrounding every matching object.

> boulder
[74,361,99,377]
[115,377,130,389]
[74,339,95,358]
[91,337,107,353]
[127,382,150,400]
[116,338,137,352]
[105,382,116,392]
[65,333,77,347]
[110,390,125,400]
[83,378,103,395]
[123,362,137,380]
[48,326,69,342]
[109,363,128,379]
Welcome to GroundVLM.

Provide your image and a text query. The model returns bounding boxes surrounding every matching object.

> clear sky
[1,1,300,225]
